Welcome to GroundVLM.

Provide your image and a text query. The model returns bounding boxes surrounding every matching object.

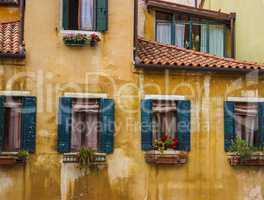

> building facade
[0,0,264,200]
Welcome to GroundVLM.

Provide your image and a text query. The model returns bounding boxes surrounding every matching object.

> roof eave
[0,51,25,59]
[135,63,264,74]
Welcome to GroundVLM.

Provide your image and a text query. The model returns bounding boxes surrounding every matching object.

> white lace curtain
[80,0,94,30]
[156,22,172,45]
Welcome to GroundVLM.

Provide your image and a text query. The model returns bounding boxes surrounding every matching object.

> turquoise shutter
[58,97,72,153]
[0,96,5,152]
[99,99,115,153]
[63,0,70,30]
[224,101,235,151]
[176,100,191,151]
[96,0,108,32]
[258,103,264,147]
[141,99,153,151]
[21,96,37,153]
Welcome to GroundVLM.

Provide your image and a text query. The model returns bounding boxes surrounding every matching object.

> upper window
[0,95,37,153]
[141,98,191,151]
[58,97,114,154]
[62,0,108,32]
[155,11,227,57]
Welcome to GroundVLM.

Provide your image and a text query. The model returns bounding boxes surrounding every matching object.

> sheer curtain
[200,24,208,52]
[175,23,185,48]
[156,22,171,44]
[80,0,94,30]
[209,25,224,57]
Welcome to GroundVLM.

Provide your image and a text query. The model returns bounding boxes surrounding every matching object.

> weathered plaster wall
[0,0,264,200]
[203,0,264,63]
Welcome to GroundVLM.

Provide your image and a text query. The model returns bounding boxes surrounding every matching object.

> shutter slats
[141,100,153,151]
[58,97,72,153]
[96,0,108,32]
[224,101,235,151]
[99,99,114,153]
[0,96,5,152]
[176,100,191,151]
[21,96,37,153]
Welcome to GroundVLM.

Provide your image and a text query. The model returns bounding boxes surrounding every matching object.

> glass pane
[200,24,208,52]
[175,23,185,48]
[80,0,94,30]
[192,24,201,51]
[156,22,172,44]
[209,24,224,57]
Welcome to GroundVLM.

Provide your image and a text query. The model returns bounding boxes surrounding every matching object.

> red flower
[161,135,168,142]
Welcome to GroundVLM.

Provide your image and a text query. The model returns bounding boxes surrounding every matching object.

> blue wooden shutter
[21,96,37,153]
[99,99,115,153]
[63,0,70,30]
[224,101,235,151]
[176,100,191,151]
[258,103,264,147]
[141,99,153,151]
[0,96,5,152]
[96,0,108,32]
[57,97,72,153]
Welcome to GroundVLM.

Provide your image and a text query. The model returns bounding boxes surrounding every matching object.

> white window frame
[64,92,107,99]
[144,94,186,101]
[227,97,264,103]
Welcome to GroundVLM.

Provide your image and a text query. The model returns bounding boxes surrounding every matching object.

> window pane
[200,24,208,52]
[235,103,259,147]
[156,22,171,44]
[191,24,201,51]
[175,23,185,48]
[71,99,99,151]
[4,97,21,152]
[209,25,224,57]
[80,0,94,30]
[68,0,79,30]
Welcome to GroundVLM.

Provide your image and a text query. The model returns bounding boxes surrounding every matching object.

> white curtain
[80,0,94,30]
[175,23,185,48]
[156,22,171,44]
[200,24,208,52]
[209,25,224,57]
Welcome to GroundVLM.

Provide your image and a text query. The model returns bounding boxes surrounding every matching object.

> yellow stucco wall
[1,0,264,200]
[203,0,264,63]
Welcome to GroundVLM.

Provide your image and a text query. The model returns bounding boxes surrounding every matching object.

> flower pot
[228,152,264,166]
[90,40,97,47]
[64,40,87,47]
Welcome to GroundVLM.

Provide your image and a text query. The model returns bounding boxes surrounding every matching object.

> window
[58,97,114,154]
[234,102,259,146]
[0,95,37,153]
[224,101,264,151]
[62,0,108,32]
[155,12,226,57]
[141,98,191,151]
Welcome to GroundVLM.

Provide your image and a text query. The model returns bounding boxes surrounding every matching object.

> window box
[0,153,27,166]
[228,152,264,166]
[145,150,188,165]
[63,152,107,167]
[63,32,101,47]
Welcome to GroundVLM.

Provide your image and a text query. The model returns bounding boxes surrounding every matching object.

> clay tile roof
[136,38,264,71]
[0,21,25,58]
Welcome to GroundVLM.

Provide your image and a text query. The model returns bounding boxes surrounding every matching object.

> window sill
[0,152,27,166]
[228,152,264,166]
[145,150,188,165]
[63,152,107,166]
[60,30,102,37]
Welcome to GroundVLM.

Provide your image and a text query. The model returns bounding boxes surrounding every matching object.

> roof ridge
[0,20,20,25]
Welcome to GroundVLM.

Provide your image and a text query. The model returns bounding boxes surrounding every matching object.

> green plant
[17,150,29,160]
[228,137,253,160]
[78,147,98,175]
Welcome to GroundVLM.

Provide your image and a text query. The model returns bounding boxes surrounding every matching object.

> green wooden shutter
[21,96,37,153]
[141,99,153,151]
[58,97,72,153]
[176,100,191,151]
[99,99,115,153]
[224,101,235,151]
[0,96,5,152]
[258,103,264,147]
[63,0,70,30]
[96,0,108,32]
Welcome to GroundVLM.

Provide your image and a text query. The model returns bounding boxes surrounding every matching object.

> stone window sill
[0,152,27,166]
[145,150,188,165]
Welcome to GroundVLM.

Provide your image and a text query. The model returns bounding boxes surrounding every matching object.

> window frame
[154,11,227,57]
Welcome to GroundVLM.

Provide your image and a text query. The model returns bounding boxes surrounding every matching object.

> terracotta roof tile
[136,38,264,71]
[0,21,24,58]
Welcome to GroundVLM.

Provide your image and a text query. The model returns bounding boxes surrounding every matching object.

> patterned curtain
[80,0,94,30]
[156,22,172,45]
[175,23,185,48]
[71,99,99,151]
[209,24,224,57]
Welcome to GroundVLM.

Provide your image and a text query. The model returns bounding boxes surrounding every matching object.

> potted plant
[89,33,101,47]
[16,150,29,164]
[63,33,89,46]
